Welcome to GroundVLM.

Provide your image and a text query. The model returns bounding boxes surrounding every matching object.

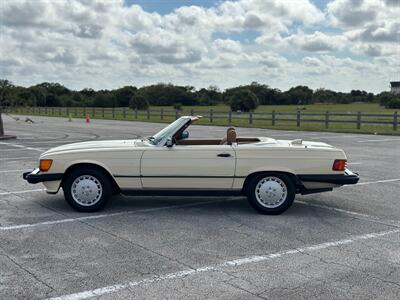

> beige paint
[36,135,347,194]
[141,145,235,188]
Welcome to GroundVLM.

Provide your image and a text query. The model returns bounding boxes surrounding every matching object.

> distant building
[390,81,400,95]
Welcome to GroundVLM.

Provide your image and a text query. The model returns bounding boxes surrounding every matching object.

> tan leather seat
[220,127,237,145]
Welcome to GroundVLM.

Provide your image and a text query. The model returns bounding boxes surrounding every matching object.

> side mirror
[166,138,174,148]
[181,130,189,140]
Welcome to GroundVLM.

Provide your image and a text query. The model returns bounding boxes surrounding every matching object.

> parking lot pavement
[1,115,399,299]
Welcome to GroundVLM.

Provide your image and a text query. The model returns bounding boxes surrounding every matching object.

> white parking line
[0,157,34,161]
[296,200,374,219]
[354,178,400,186]
[0,148,32,152]
[0,141,44,152]
[347,162,362,165]
[357,138,400,143]
[47,228,400,300]
[0,169,27,173]
[296,200,399,226]
[0,199,237,231]
[0,188,45,196]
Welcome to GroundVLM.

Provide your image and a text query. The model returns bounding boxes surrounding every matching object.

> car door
[140,144,236,189]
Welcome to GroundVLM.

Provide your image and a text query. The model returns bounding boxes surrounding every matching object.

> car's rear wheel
[246,173,295,215]
[63,168,112,212]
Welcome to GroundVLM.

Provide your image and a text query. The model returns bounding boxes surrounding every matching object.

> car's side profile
[23,116,359,214]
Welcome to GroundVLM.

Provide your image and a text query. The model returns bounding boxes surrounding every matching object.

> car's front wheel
[246,173,295,215]
[63,168,112,212]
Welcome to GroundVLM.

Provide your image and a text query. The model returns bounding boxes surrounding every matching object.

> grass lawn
[7,103,399,135]
[154,103,397,113]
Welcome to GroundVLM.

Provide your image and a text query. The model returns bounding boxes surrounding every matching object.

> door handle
[217,153,231,157]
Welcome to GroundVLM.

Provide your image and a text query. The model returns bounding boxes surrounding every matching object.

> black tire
[246,173,295,215]
[63,167,112,212]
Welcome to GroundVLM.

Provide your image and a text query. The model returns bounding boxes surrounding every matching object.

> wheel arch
[62,162,120,194]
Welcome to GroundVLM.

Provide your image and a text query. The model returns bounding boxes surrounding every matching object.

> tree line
[1,79,399,112]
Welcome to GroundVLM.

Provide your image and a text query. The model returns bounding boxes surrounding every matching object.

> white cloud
[213,39,242,53]
[327,0,399,59]
[0,0,397,92]
[286,31,346,52]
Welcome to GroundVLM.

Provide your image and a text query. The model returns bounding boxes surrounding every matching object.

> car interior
[175,125,260,146]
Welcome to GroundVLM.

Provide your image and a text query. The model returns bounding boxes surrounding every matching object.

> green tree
[386,98,400,109]
[0,79,15,136]
[130,93,149,110]
[93,92,116,107]
[115,86,137,107]
[228,89,259,112]
[29,86,46,106]
[376,91,397,107]
[313,88,337,103]
[138,83,197,106]
[282,86,313,105]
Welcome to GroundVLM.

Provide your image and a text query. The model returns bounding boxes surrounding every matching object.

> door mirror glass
[181,130,189,140]
[166,138,174,148]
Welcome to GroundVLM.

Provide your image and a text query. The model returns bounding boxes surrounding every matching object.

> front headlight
[39,159,53,172]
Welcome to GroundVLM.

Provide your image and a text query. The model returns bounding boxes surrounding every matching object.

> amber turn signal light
[39,159,53,172]
[332,159,347,171]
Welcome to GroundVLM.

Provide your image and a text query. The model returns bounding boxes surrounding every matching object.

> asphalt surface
[1,114,399,300]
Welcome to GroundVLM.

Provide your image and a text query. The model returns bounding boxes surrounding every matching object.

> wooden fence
[3,106,398,131]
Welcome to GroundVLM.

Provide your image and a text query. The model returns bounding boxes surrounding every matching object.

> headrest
[227,128,237,145]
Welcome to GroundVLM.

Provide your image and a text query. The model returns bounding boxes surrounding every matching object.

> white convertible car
[23,116,359,214]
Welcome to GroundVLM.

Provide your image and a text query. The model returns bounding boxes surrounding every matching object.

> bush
[129,93,149,110]
[386,98,400,109]
[229,89,259,112]
[173,103,182,111]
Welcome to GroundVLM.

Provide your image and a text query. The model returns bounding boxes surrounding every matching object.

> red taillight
[332,159,347,171]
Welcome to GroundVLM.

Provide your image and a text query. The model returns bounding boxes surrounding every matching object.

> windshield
[148,118,189,145]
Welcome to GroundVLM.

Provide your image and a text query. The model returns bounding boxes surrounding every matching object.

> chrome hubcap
[71,175,102,206]
[255,176,287,208]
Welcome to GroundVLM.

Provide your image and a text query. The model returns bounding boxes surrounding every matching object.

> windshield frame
[148,117,191,146]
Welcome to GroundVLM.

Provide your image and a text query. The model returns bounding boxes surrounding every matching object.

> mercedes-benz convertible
[23,116,359,214]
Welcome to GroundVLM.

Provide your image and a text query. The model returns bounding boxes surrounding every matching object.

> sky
[0,0,399,93]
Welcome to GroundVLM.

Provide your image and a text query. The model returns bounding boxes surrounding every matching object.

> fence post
[66,107,69,117]
[135,109,138,119]
[92,107,95,117]
[296,110,300,127]
[175,109,178,119]
[393,111,398,131]
[160,108,164,120]
[272,110,275,126]
[249,112,253,124]
[325,111,329,129]
[190,108,194,116]
[39,107,41,115]
[123,107,126,119]
[228,111,232,124]
[357,112,361,129]
[58,107,61,116]
[83,107,86,117]
[147,108,150,119]
[210,109,213,123]
[74,107,77,117]
[112,107,115,118]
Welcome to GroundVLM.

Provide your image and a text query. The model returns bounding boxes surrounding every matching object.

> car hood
[41,139,146,156]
